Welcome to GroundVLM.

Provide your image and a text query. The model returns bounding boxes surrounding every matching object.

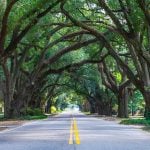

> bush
[21,115,47,120]
[33,108,43,116]
[120,118,150,126]
[21,107,43,116]
[51,106,57,113]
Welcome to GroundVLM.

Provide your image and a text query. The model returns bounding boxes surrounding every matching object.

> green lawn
[19,115,47,120]
[0,114,47,121]
[120,118,150,131]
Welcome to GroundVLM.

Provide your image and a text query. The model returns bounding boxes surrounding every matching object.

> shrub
[20,107,43,116]
[33,108,43,116]
[120,118,150,126]
[51,106,57,113]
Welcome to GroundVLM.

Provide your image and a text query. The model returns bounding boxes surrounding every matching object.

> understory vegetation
[120,118,150,131]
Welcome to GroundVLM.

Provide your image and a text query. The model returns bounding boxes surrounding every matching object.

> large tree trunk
[86,96,96,114]
[143,91,150,119]
[3,90,24,118]
[117,88,129,118]
[96,101,112,116]
[89,103,96,113]
[3,72,32,118]
[89,100,96,114]
[82,101,90,112]
[4,90,26,118]
[2,63,14,118]
[45,99,52,114]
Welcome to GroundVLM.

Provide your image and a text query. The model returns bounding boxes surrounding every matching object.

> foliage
[128,91,145,115]
[120,118,150,126]
[51,106,57,114]
[20,115,47,120]
[21,108,43,116]
[0,0,150,119]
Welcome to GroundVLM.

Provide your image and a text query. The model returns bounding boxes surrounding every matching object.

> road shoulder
[0,120,29,132]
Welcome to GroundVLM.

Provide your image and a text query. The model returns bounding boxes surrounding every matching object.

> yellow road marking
[73,118,80,144]
[69,118,80,145]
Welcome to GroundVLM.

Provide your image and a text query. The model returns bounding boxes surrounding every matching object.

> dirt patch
[0,120,28,131]
[0,120,27,126]
[103,117,118,121]
[0,127,8,131]
[101,117,122,123]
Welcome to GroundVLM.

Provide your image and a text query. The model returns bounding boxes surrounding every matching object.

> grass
[120,118,150,125]
[120,118,150,131]
[0,114,47,121]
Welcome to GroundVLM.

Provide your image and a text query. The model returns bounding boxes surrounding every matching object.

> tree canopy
[0,0,149,119]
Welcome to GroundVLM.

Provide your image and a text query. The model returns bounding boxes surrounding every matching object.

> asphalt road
[0,111,150,150]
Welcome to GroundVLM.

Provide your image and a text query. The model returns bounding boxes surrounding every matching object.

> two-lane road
[0,111,150,150]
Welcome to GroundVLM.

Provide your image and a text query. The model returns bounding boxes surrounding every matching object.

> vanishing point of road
[0,111,150,150]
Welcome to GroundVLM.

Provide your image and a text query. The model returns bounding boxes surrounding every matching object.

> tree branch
[44,38,98,65]
[0,0,19,53]
[3,0,62,58]
[43,54,108,78]
[60,2,141,90]
[137,0,150,26]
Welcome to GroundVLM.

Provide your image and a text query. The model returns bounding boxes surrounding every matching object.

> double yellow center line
[69,118,80,145]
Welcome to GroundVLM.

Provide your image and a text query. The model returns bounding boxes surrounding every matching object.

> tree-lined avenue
[0,111,150,150]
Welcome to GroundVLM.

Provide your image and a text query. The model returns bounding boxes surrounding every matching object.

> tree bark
[2,63,13,118]
[117,88,129,118]
[45,99,52,114]
[143,91,150,119]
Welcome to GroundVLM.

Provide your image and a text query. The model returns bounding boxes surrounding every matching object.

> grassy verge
[19,115,47,120]
[120,118,150,131]
[0,114,47,121]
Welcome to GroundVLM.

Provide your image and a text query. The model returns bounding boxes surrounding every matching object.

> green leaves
[0,0,7,17]
[113,71,122,83]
